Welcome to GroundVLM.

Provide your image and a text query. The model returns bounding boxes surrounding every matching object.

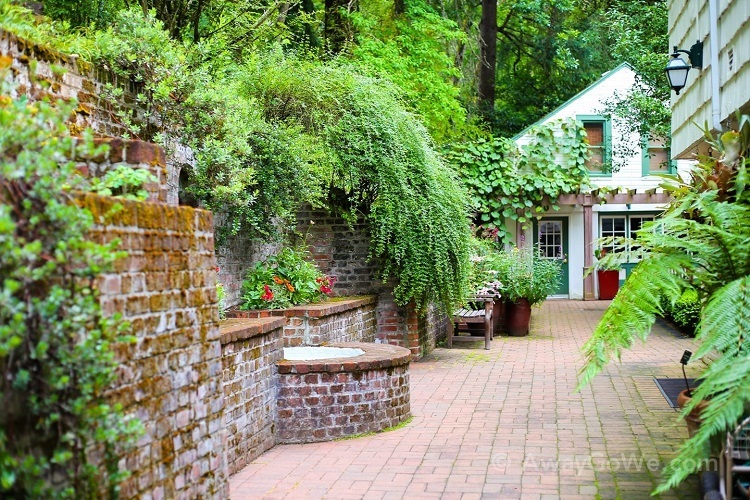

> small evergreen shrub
[671,287,700,335]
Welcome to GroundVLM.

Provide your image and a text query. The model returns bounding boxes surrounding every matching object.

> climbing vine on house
[445,118,591,243]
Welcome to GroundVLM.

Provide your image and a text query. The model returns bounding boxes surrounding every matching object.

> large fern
[578,116,750,493]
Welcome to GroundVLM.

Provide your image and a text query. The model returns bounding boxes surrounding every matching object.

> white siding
[510,64,696,298]
[516,65,694,191]
[669,0,750,158]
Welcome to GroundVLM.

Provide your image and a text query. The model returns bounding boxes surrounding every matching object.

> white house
[668,0,750,159]
[509,63,693,300]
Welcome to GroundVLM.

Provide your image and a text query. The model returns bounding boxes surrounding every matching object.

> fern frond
[696,275,750,357]
[655,354,750,493]
[654,276,750,493]
[577,254,689,389]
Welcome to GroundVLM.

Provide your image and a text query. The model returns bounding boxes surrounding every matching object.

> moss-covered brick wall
[219,318,285,474]
[1,30,181,205]
[78,193,228,499]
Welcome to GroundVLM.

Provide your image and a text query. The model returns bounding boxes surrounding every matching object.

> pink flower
[261,284,274,301]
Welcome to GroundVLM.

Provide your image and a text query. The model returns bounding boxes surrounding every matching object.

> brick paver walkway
[230,300,701,499]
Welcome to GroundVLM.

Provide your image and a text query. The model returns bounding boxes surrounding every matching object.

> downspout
[708,0,722,131]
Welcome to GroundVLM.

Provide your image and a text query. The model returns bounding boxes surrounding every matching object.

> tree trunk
[325,0,356,54]
[478,0,497,120]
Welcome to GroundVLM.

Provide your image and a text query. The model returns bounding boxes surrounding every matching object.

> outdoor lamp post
[665,41,703,95]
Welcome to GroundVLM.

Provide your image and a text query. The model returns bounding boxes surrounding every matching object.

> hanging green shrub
[0,84,142,496]
[247,57,472,312]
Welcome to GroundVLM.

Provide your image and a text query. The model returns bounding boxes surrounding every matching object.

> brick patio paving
[230,300,701,499]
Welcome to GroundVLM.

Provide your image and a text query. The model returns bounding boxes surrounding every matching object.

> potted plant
[594,248,621,300]
[467,237,505,335]
[494,247,562,336]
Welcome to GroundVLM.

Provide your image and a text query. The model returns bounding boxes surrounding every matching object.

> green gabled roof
[511,62,635,141]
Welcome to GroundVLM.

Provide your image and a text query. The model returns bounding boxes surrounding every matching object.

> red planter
[506,298,531,337]
[597,270,620,300]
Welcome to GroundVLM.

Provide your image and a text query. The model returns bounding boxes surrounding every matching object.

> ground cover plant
[578,116,750,492]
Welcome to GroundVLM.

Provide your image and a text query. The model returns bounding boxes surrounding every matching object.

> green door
[534,218,569,296]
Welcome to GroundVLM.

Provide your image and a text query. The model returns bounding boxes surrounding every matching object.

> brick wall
[73,138,168,204]
[2,30,139,139]
[214,218,281,309]
[227,297,377,347]
[276,343,411,443]
[80,193,228,499]
[1,30,181,205]
[219,318,285,475]
[296,207,448,358]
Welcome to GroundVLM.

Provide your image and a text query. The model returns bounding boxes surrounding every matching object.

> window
[578,115,612,176]
[600,214,657,262]
[642,135,674,175]
[538,221,563,259]
[600,216,626,255]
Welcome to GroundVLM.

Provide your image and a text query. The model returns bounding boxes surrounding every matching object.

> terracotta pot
[677,389,708,438]
[493,299,505,335]
[506,298,531,337]
[597,270,620,300]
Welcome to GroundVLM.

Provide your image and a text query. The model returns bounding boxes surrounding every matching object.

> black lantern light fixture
[665,41,703,95]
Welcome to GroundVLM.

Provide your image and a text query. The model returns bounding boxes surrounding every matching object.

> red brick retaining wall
[227,297,377,347]
[276,343,411,443]
[219,318,285,475]
[80,193,228,499]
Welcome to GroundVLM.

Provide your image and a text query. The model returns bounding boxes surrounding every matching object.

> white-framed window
[600,214,656,262]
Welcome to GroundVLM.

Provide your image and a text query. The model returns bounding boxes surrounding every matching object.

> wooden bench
[447,296,493,350]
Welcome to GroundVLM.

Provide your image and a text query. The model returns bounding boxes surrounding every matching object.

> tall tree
[477,0,497,121]
[325,0,357,53]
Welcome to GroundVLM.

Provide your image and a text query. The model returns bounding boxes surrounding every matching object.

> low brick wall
[219,318,285,475]
[227,297,377,347]
[276,343,411,443]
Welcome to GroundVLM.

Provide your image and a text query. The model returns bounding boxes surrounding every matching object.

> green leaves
[445,119,590,243]
[579,118,750,494]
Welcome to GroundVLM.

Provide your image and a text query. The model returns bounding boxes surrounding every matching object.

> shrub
[0,82,141,497]
[491,247,561,306]
[670,287,700,335]
[240,247,335,310]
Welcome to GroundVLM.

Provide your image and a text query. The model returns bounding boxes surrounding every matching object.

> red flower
[261,284,274,301]
[317,275,336,295]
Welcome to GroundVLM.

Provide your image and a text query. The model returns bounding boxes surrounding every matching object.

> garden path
[230,300,700,499]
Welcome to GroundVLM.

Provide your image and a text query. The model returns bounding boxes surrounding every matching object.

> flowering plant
[240,247,336,310]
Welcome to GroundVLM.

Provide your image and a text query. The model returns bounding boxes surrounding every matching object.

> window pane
[600,216,626,254]
[646,136,670,172]
[585,123,604,146]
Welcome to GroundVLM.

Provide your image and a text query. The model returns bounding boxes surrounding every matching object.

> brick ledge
[219,317,286,344]
[226,295,377,319]
[276,342,411,374]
